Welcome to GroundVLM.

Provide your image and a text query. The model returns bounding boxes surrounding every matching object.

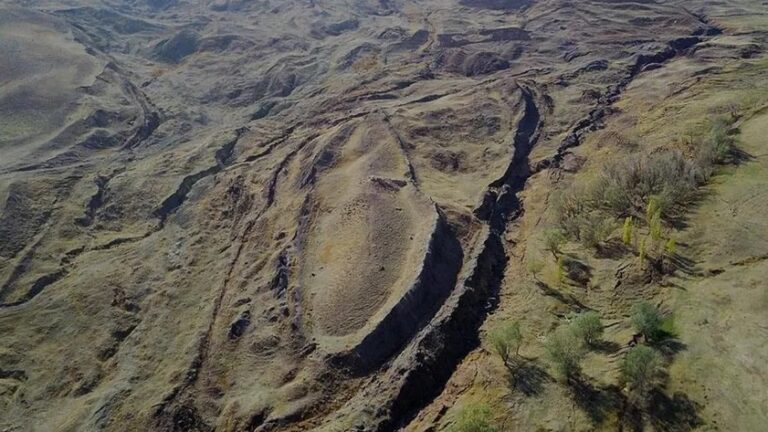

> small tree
[622,345,663,402]
[664,238,676,256]
[527,258,544,281]
[555,256,566,285]
[545,326,586,379]
[646,197,659,225]
[570,311,603,346]
[622,216,633,245]
[544,229,567,259]
[488,321,523,366]
[630,302,662,340]
[639,237,647,265]
[650,209,663,242]
[447,403,497,432]
[579,213,615,250]
[645,195,671,225]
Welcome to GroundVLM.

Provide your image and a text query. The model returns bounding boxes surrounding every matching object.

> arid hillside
[0,0,766,431]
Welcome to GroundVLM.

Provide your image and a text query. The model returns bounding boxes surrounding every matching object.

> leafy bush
[555,256,566,285]
[488,321,522,365]
[630,301,662,340]
[695,116,735,170]
[556,117,737,251]
[543,229,567,259]
[527,258,544,281]
[447,403,497,432]
[579,212,616,250]
[599,151,704,220]
[622,345,663,400]
[664,238,676,256]
[545,325,586,378]
[649,209,663,241]
[570,311,603,346]
[622,216,633,245]
[557,150,705,232]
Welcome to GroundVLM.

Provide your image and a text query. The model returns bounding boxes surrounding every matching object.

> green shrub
[527,258,544,281]
[557,151,703,226]
[698,117,735,166]
[664,238,676,256]
[649,209,663,242]
[488,321,522,365]
[578,212,616,250]
[630,302,662,340]
[447,403,497,432]
[544,229,567,259]
[545,325,586,378]
[622,216,633,245]
[622,345,663,400]
[555,256,566,285]
[570,311,603,346]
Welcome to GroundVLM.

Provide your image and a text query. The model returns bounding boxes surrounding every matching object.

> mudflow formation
[0,0,766,431]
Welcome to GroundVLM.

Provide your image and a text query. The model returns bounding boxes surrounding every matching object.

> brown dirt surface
[1,0,767,431]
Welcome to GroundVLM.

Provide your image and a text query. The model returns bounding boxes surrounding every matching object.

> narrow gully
[380,83,542,430]
[387,27,722,429]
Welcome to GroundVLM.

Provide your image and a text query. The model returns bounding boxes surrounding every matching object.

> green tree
[527,258,544,281]
[664,238,676,256]
[646,197,659,225]
[544,229,567,259]
[631,301,662,340]
[650,209,663,242]
[555,256,566,285]
[488,321,523,366]
[579,213,615,250]
[622,216,633,245]
[622,345,663,402]
[570,311,603,346]
[545,325,586,379]
[447,403,497,432]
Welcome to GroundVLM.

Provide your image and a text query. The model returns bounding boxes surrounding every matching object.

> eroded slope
[0,0,764,431]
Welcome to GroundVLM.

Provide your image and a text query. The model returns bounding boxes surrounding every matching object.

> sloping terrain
[0,0,766,431]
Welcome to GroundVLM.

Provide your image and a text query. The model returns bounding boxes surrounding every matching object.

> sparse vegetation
[556,117,738,249]
[578,212,615,250]
[631,301,662,341]
[488,321,523,366]
[664,238,676,256]
[622,345,663,402]
[447,403,498,432]
[570,311,603,346]
[693,116,737,170]
[527,258,544,281]
[545,325,586,379]
[543,229,567,259]
[622,216,633,245]
[649,208,663,242]
[555,256,566,285]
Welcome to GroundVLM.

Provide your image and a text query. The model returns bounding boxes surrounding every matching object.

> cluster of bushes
[475,304,669,426]
[544,311,603,378]
[552,116,737,254]
[459,117,736,430]
[549,303,666,400]
[447,403,497,432]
